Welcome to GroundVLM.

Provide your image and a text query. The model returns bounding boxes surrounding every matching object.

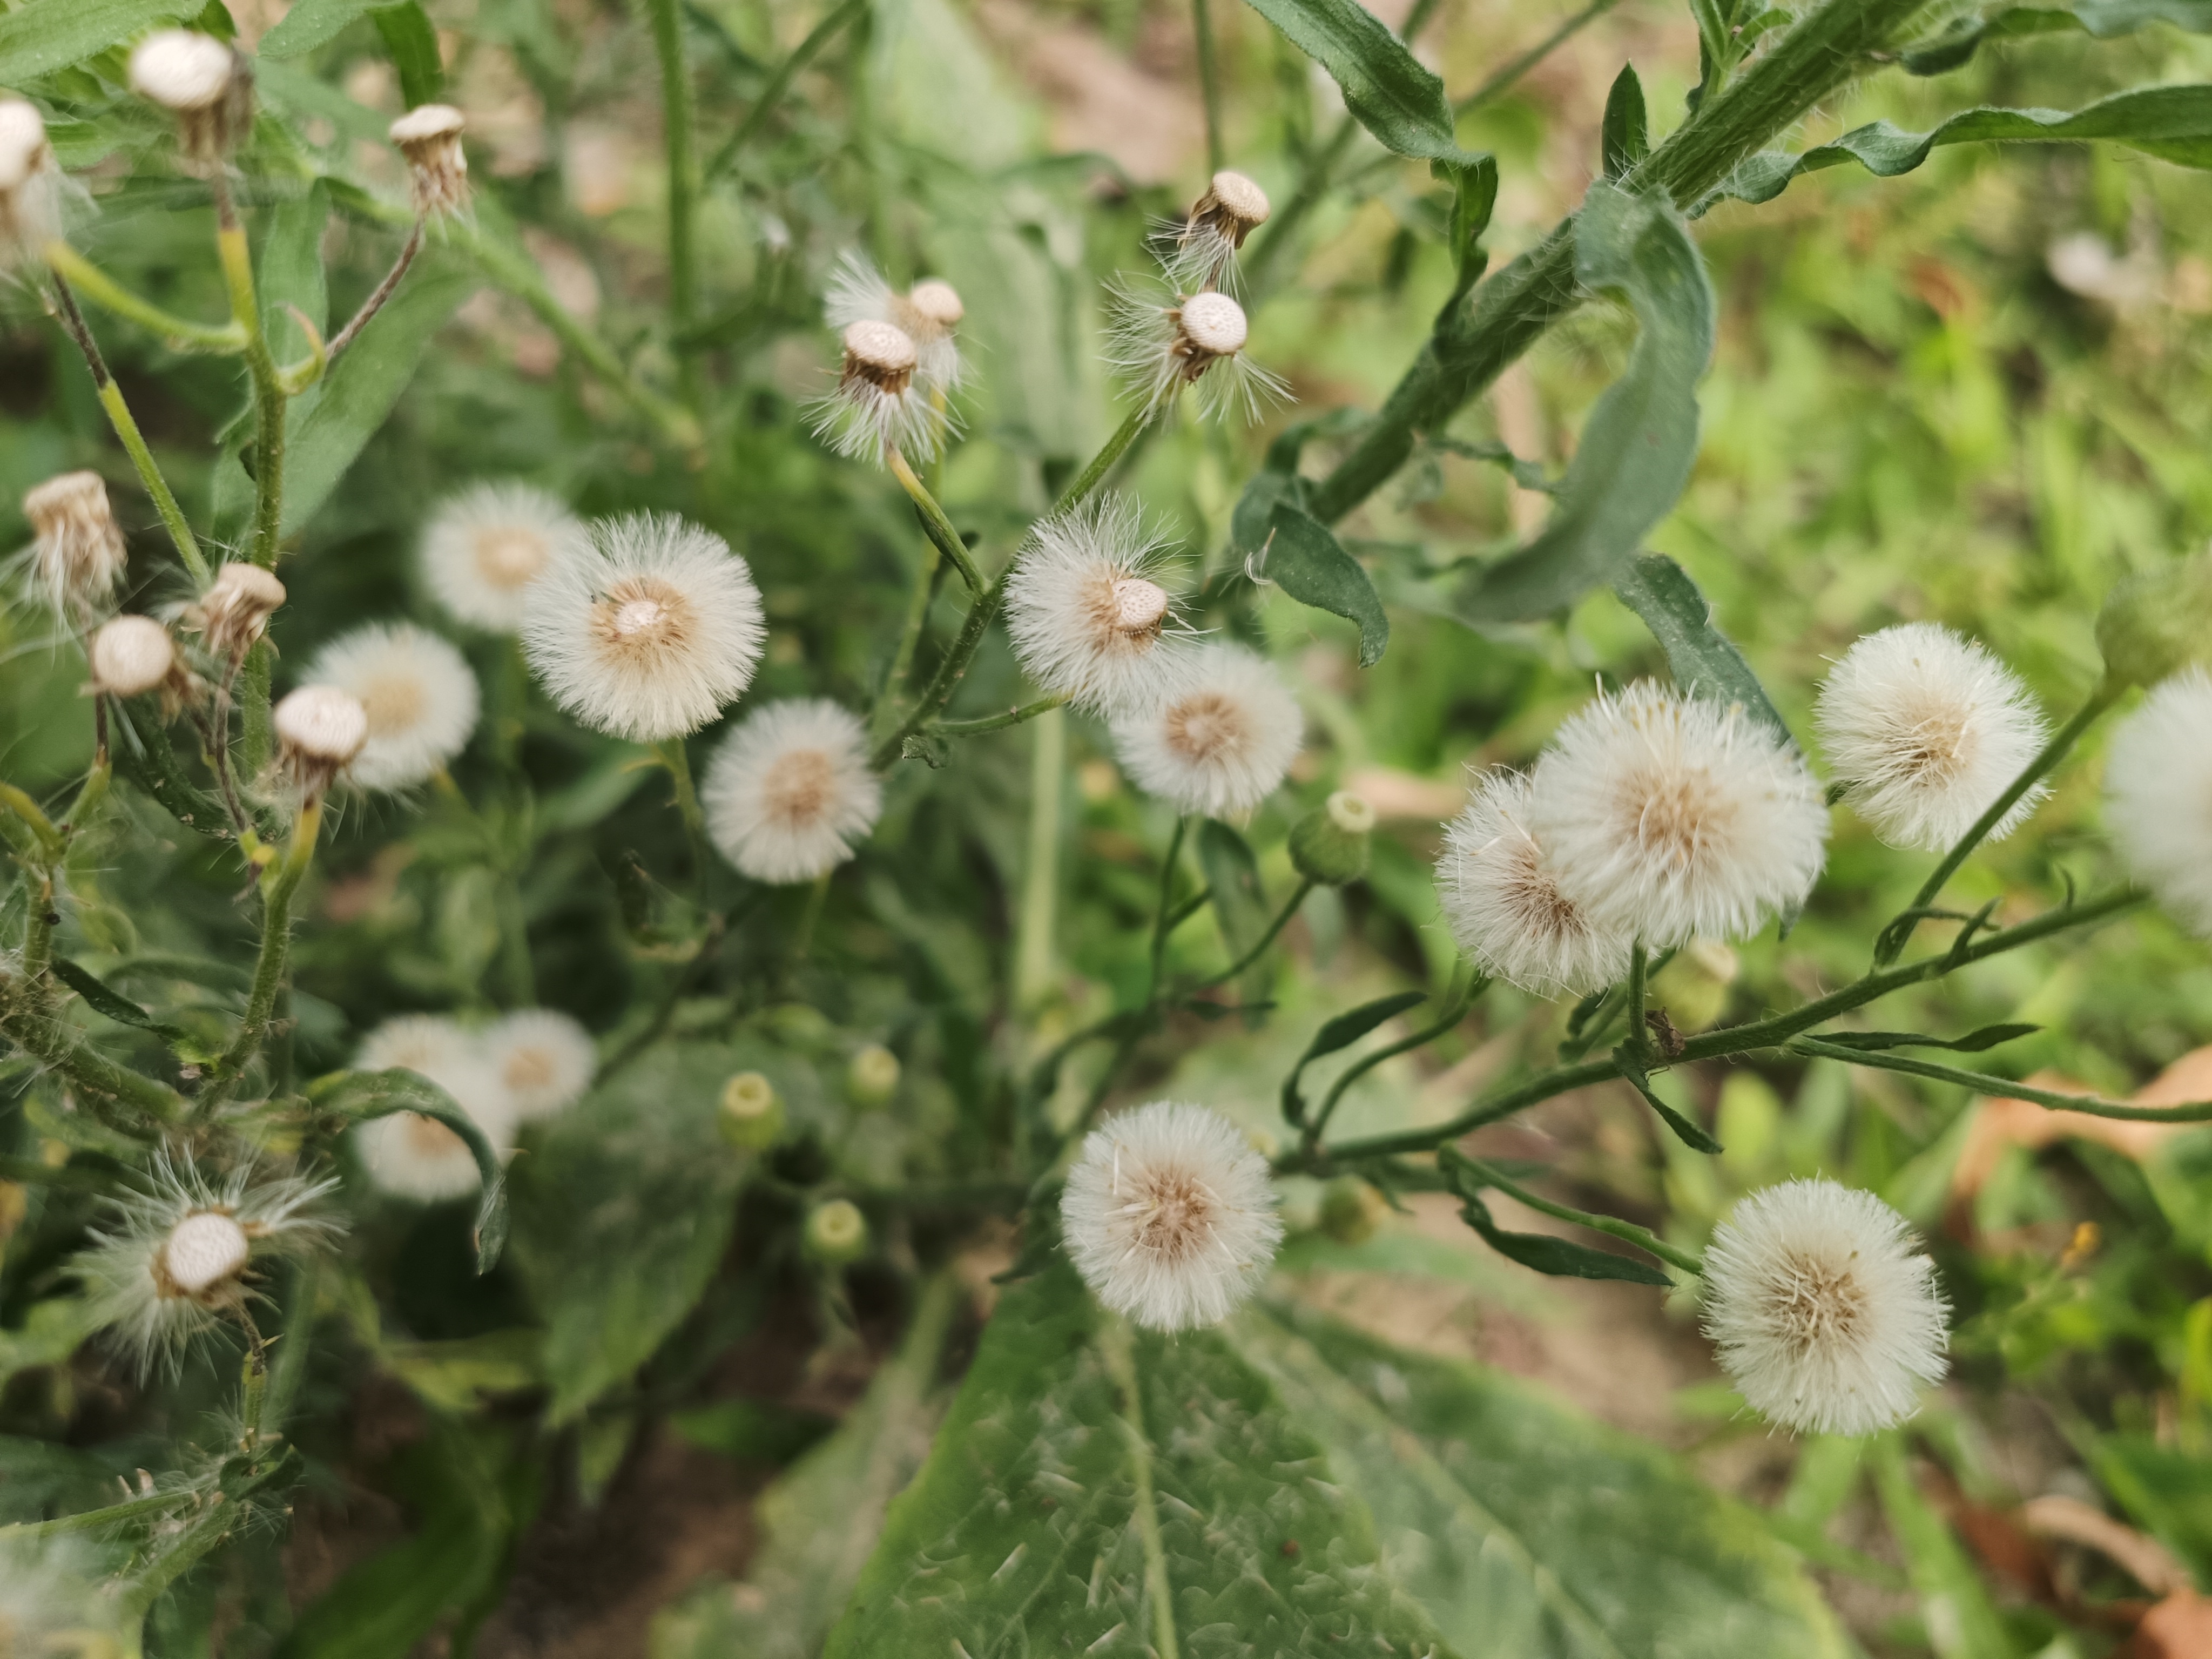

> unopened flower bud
[841,320,917,397]
[804,1197,868,1265]
[274,684,367,792]
[387,103,468,218]
[846,1043,899,1109]
[157,1209,251,1298]
[0,98,61,268]
[187,561,286,659]
[25,471,127,619]
[88,615,180,699]
[1319,1178,1387,1245]
[1290,790,1374,886]
[2095,551,2212,690]
[129,31,251,164]
[718,1070,784,1149]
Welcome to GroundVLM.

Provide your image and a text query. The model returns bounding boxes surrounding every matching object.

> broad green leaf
[1280,988,1428,1126]
[1612,554,1795,749]
[1457,185,1714,622]
[1601,63,1649,179]
[824,1259,1454,1658]
[0,0,188,85]
[1233,1302,1852,1658]
[1260,500,1391,665]
[372,1,443,105]
[1903,1,2212,75]
[1708,85,2212,213]
[382,1329,543,1414]
[1240,0,1468,162]
[0,1434,129,1524]
[1454,1190,1675,1285]
[509,1042,750,1425]
[259,0,382,57]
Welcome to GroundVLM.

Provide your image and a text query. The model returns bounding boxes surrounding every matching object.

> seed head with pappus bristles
[1110,643,1303,818]
[1702,1178,1950,1436]
[484,1009,596,1122]
[810,320,952,463]
[350,1015,514,1201]
[522,514,765,743]
[89,615,181,699]
[24,471,126,621]
[129,30,250,163]
[0,98,64,271]
[273,685,367,795]
[421,481,589,633]
[1061,1100,1283,1332]
[387,103,468,218]
[1004,495,1192,715]
[186,561,286,659]
[74,1151,339,1377]
[1815,623,2049,852]
[305,623,480,792]
[1107,279,1286,422]
[1438,769,1631,996]
[1527,682,1828,948]
[2105,667,2212,937]
[704,698,882,884]
[1161,168,1272,292]
[825,252,965,394]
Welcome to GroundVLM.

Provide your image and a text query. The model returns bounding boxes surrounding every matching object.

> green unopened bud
[1319,1178,1387,1244]
[1289,791,1374,886]
[846,1044,900,1109]
[766,1002,833,1049]
[804,1198,868,1264]
[717,1070,784,1149]
[2096,551,2212,690]
[1648,940,1738,1035]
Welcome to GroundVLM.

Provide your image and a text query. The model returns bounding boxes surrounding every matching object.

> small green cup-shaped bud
[717,1070,784,1149]
[2096,551,2212,690]
[767,1002,833,1050]
[1648,940,1738,1035]
[1290,791,1374,886]
[846,1044,900,1109]
[804,1198,868,1265]
[1319,1178,1387,1245]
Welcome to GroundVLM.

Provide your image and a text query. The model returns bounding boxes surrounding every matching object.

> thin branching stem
[887,447,982,593]
[1192,0,1224,175]
[326,218,424,362]
[644,0,700,410]
[935,695,1068,738]
[204,796,325,1103]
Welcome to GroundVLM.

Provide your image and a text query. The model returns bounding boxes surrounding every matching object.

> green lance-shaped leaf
[1452,1188,1675,1286]
[1616,1049,1726,1154]
[1280,989,1428,1127]
[1239,0,1469,162]
[259,0,382,56]
[1816,1023,2039,1054]
[823,1259,1454,1658]
[321,1068,511,1271]
[1902,1,2212,77]
[1230,472,1392,665]
[1613,554,1796,750]
[1195,817,1270,1002]
[0,0,192,84]
[1601,63,1650,179]
[1707,84,2212,213]
[372,1,444,106]
[49,957,203,1056]
[1456,184,1716,622]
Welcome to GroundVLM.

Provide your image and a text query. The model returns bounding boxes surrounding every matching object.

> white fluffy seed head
[273,685,368,788]
[1164,170,1272,291]
[1527,682,1829,948]
[1815,623,2049,852]
[485,1009,596,1122]
[0,99,61,267]
[305,623,480,791]
[1004,495,1193,715]
[352,1015,514,1201]
[1107,277,1287,423]
[826,253,965,394]
[24,471,127,619]
[1702,1178,1950,1437]
[421,481,588,632]
[1110,643,1303,818]
[813,317,951,463]
[521,513,765,742]
[0,99,46,190]
[159,1210,251,1296]
[88,615,176,698]
[703,698,882,884]
[189,561,287,657]
[1177,291,1248,355]
[1438,769,1633,996]
[1061,1100,1283,1332]
[2106,667,2212,936]
[387,102,469,217]
[129,31,248,160]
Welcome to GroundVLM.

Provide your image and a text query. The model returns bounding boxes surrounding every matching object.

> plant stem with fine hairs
[644,0,700,410]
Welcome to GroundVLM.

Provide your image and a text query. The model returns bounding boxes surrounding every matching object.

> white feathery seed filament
[1004,495,1193,716]
[812,318,950,463]
[387,102,468,217]
[190,561,287,658]
[1164,167,1272,289]
[422,482,590,632]
[1109,643,1303,818]
[24,471,127,619]
[1107,278,1287,423]
[2105,666,2212,937]
[825,252,966,393]
[1437,769,1631,996]
[306,623,481,791]
[704,698,882,884]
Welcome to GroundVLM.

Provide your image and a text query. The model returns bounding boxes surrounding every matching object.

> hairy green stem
[1790,1038,2212,1124]
[1054,408,1152,514]
[1147,818,1191,997]
[1013,704,1065,1010]
[936,694,1069,738]
[326,218,423,362]
[1192,877,1313,992]
[1624,941,1650,1061]
[1449,1151,1705,1274]
[887,447,982,592]
[704,0,867,184]
[205,797,324,1100]
[644,0,699,408]
[44,242,246,352]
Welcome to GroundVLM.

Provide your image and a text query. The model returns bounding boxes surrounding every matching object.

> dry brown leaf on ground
[2129,1590,2212,1658]
[2019,1494,2195,1599]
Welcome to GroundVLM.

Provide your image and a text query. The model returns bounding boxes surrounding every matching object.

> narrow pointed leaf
[1258,501,1392,665]
[1282,989,1428,1125]
[49,958,201,1053]
[1239,0,1472,161]
[1818,1023,2039,1054]
[1456,1190,1675,1285]
[1601,63,1649,178]
[1613,554,1796,749]
[1617,1050,1725,1153]
[322,1068,511,1271]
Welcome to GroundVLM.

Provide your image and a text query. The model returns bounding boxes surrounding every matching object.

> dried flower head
[350,1015,514,1201]
[75,1152,338,1376]
[704,698,882,884]
[1438,768,1631,996]
[24,470,127,621]
[421,481,588,633]
[484,1009,595,1122]
[0,98,63,269]
[1004,495,1192,715]
[522,513,765,743]
[128,30,250,163]
[1702,1178,1950,1436]
[1815,623,2049,852]
[1110,643,1303,818]
[88,613,190,704]
[2105,667,2212,937]
[811,319,950,463]
[1527,682,1829,948]
[1108,279,1286,422]
[1061,1099,1283,1332]
[387,102,468,218]
[1165,167,1272,291]
[186,560,286,659]
[305,623,480,791]
[826,253,965,393]
[272,684,367,795]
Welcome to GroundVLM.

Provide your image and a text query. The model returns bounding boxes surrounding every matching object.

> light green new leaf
[1708,84,2212,212]
[1903,1,2212,75]
[0,0,188,85]
[1240,0,1468,162]
[823,1259,1455,1658]
[1458,185,1715,622]
[1612,554,1796,750]
[259,0,380,57]
[510,1042,751,1425]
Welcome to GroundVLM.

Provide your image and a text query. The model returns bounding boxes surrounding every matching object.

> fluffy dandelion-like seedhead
[75,1152,338,1377]
[1527,682,1828,948]
[305,623,480,792]
[1164,168,1272,291]
[272,684,367,795]
[1815,623,2049,852]
[24,471,126,621]
[825,253,965,393]
[1702,1178,1950,1437]
[1107,279,1286,422]
[387,103,469,218]
[186,560,286,659]
[2106,667,2212,937]
[1438,769,1631,996]
[1110,643,1303,818]
[703,698,882,884]
[521,513,765,743]
[811,320,950,463]
[421,481,588,633]
[350,1015,513,1201]
[0,98,63,270]
[129,30,249,163]
[485,1009,595,1122]
[1004,495,1191,715]
[88,614,185,702]
[1061,1100,1283,1332]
